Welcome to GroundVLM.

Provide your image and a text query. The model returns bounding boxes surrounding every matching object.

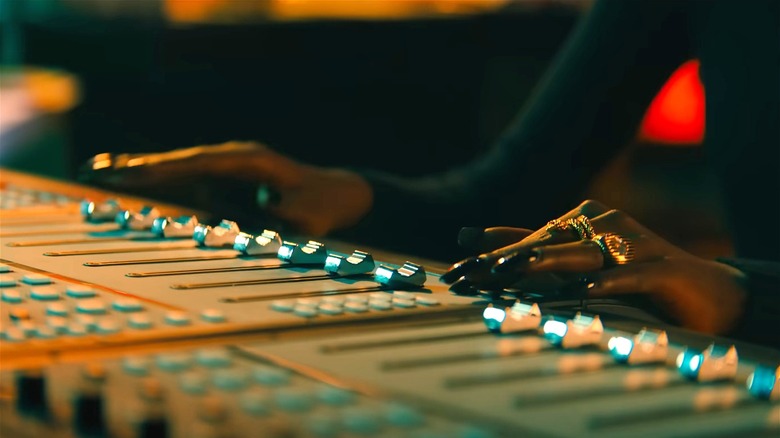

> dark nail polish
[491,250,539,274]
[458,227,485,248]
[448,278,479,296]
[440,256,482,284]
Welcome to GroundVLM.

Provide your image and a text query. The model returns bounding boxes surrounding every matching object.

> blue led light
[151,217,167,236]
[323,255,341,272]
[608,336,634,363]
[677,349,702,379]
[543,318,568,346]
[482,307,506,333]
[746,365,777,399]
[277,245,294,261]
[373,266,393,284]
[80,200,95,216]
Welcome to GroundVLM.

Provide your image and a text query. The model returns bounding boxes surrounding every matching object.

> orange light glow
[638,59,705,146]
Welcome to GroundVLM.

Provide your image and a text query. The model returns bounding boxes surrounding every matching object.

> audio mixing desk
[0,168,778,438]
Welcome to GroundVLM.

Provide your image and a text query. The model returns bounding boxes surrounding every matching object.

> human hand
[441,200,748,335]
[79,141,373,236]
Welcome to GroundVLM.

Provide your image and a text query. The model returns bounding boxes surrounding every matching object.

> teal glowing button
[213,369,249,391]
[2,289,23,303]
[30,286,61,301]
[0,276,18,288]
[482,305,507,333]
[608,336,634,363]
[0,264,11,273]
[275,389,314,412]
[21,274,52,285]
[76,299,107,315]
[253,366,290,386]
[164,311,191,326]
[200,308,226,323]
[96,318,121,334]
[46,316,69,332]
[67,323,88,337]
[542,318,569,346]
[128,314,153,329]
[35,326,58,339]
[66,285,97,298]
[195,349,233,368]
[112,298,144,312]
[317,385,356,406]
[156,353,193,372]
[271,300,295,312]
[123,356,152,376]
[676,348,702,379]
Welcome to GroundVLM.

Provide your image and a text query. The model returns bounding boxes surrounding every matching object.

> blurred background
[0,0,731,260]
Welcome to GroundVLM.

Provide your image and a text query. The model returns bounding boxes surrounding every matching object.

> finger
[491,240,605,274]
[585,263,667,297]
[457,226,534,252]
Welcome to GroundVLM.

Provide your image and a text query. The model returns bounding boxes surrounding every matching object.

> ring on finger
[591,232,634,266]
[567,215,596,240]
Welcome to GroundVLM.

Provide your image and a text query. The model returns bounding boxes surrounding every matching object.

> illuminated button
[128,314,153,329]
[123,356,152,376]
[240,391,271,416]
[35,326,58,339]
[17,321,36,335]
[296,298,320,307]
[271,300,295,312]
[76,315,98,331]
[193,219,240,247]
[345,295,368,304]
[319,303,343,315]
[2,289,23,303]
[392,298,416,309]
[195,349,233,368]
[112,298,144,312]
[344,301,368,313]
[275,389,314,412]
[67,323,88,336]
[392,291,416,300]
[609,329,668,365]
[200,308,226,323]
[96,318,121,334]
[369,300,392,311]
[47,316,69,332]
[179,372,208,395]
[317,385,356,406]
[322,296,346,305]
[76,299,107,315]
[81,199,122,222]
[4,326,27,342]
[369,292,392,302]
[746,365,780,400]
[21,274,52,285]
[9,307,31,321]
[384,403,424,428]
[676,344,738,382]
[164,311,191,326]
[0,276,18,287]
[30,286,60,301]
[157,353,193,372]
[253,366,290,386]
[213,369,249,391]
[116,206,160,230]
[543,313,602,349]
[416,295,440,306]
[343,407,381,435]
[66,285,97,298]
[0,264,11,273]
[294,305,318,318]
[483,301,542,334]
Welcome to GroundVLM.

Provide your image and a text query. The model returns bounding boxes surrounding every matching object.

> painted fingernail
[457,227,485,248]
[440,256,482,284]
[491,249,539,274]
[448,278,479,296]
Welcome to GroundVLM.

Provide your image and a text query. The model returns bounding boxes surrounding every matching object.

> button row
[271,292,440,318]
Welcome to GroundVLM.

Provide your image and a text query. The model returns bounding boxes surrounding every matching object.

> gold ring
[567,215,596,240]
[591,233,634,265]
[545,218,569,233]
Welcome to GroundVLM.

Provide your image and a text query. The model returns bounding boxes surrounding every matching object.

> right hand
[79,141,374,236]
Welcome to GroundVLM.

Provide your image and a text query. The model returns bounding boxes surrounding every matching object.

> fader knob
[324,250,376,276]
[374,262,426,289]
[116,206,161,230]
[15,369,50,418]
[152,215,200,238]
[193,220,240,247]
[80,199,122,223]
[277,241,328,264]
[233,230,283,255]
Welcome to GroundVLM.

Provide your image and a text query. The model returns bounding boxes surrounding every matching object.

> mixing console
[1,168,778,438]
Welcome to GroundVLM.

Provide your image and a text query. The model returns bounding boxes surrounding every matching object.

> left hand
[441,200,749,335]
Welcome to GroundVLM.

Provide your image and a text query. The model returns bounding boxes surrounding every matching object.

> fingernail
[448,278,479,296]
[440,256,482,284]
[457,227,485,248]
[490,249,539,274]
